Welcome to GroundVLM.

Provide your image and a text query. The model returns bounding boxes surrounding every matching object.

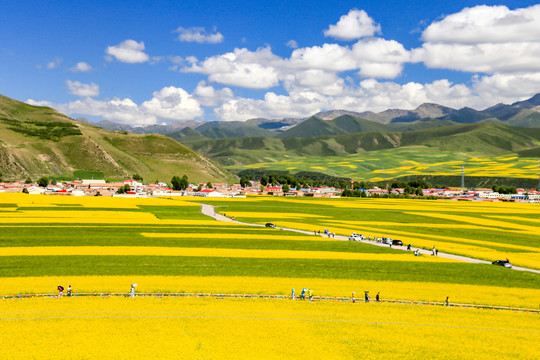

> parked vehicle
[265,223,276,228]
[492,260,512,268]
[391,240,403,246]
[349,234,363,241]
[381,238,392,245]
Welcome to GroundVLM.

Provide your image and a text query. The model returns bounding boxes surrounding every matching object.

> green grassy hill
[0,94,233,182]
[194,121,276,139]
[183,122,540,180]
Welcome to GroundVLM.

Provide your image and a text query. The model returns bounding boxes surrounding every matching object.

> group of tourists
[353,291,380,303]
[291,288,313,301]
[316,229,335,238]
[57,285,72,297]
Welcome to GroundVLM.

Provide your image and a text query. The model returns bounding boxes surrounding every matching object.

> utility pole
[461,165,465,189]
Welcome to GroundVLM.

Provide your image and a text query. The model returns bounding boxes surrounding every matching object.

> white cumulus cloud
[422,5,540,44]
[324,9,381,41]
[106,40,149,63]
[194,81,234,107]
[286,40,298,48]
[27,86,202,126]
[175,27,224,44]
[140,86,203,121]
[66,80,100,97]
[417,5,540,74]
[69,62,93,72]
[183,47,282,89]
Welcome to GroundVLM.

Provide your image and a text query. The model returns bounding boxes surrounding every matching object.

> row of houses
[1,180,539,201]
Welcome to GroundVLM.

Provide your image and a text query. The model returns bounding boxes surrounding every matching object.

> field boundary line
[2,292,539,313]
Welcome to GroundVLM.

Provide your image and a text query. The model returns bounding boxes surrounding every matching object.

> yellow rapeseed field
[0,297,538,359]
[0,275,537,308]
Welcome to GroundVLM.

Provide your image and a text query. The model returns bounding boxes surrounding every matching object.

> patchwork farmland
[0,194,538,359]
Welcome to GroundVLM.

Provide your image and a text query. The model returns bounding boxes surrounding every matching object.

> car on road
[391,240,403,246]
[381,238,392,245]
[492,260,512,268]
[349,234,363,241]
[265,223,276,228]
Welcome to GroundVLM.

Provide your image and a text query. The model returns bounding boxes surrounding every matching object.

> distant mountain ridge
[183,122,540,167]
[79,94,540,139]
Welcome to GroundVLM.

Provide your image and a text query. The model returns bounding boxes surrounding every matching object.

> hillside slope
[0,95,232,182]
[183,123,540,166]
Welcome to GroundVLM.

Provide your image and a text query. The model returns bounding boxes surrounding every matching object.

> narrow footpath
[199,204,540,275]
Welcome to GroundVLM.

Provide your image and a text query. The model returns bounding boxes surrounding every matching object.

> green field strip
[0,256,537,288]
[0,227,399,253]
[195,201,468,225]
[138,205,210,220]
[0,225,314,237]
[0,224,262,231]
[0,203,17,208]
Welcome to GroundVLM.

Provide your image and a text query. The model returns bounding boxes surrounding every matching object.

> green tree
[25,177,33,184]
[171,176,182,191]
[289,178,298,189]
[282,184,290,192]
[37,176,49,187]
[239,177,250,188]
[133,173,143,182]
[180,175,189,190]
[197,184,203,192]
[206,181,213,189]
[260,175,268,186]
[116,184,131,194]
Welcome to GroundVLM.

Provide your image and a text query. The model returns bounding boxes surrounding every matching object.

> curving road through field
[199,204,540,275]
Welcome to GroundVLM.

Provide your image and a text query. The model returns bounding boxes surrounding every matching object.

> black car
[492,260,512,268]
[265,223,276,228]
[391,240,403,246]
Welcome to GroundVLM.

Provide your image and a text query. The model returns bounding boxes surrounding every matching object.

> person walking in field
[407,244,411,251]
[57,285,64,297]
[301,288,306,300]
[364,291,370,303]
[130,283,137,298]
[445,296,449,307]
[291,288,295,300]
[308,288,313,301]
[376,292,380,302]
[352,292,355,303]
[67,285,72,297]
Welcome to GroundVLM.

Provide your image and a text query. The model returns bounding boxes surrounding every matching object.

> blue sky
[1,0,540,124]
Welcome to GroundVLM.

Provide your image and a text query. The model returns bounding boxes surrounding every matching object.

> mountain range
[84,94,540,141]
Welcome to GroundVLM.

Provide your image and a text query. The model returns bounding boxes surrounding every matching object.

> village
[0,178,539,202]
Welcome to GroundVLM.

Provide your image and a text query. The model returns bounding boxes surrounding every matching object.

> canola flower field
[2,297,539,360]
[237,147,540,181]
[0,193,539,358]
[201,197,540,270]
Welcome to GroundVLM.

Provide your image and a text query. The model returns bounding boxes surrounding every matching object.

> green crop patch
[0,256,537,289]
